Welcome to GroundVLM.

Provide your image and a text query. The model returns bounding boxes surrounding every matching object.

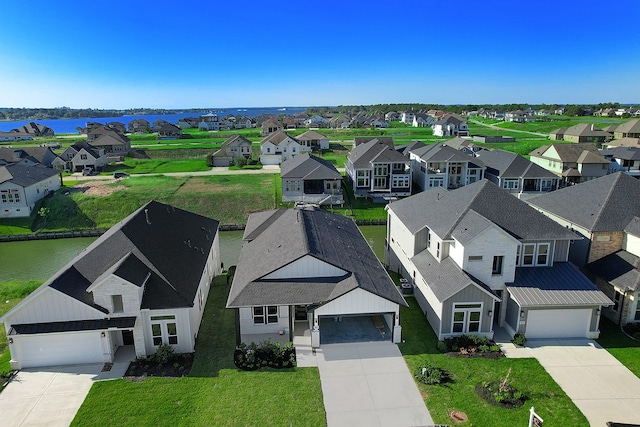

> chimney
[144,209,151,225]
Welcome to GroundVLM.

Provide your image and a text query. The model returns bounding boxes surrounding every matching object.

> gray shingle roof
[615,119,640,134]
[387,179,577,241]
[410,143,483,166]
[527,172,640,232]
[280,153,341,180]
[0,164,59,187]
[476,149,556,179]
[411,248,499,303]
[349,139,408,169]
[586,250,640,292]
[44,201,219,312]
[600,146,640,160]
[227,208,407,308]
[507,263,613,307]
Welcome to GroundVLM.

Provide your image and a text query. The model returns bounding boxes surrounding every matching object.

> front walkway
[495,332,640,426]
[315,342,433,427]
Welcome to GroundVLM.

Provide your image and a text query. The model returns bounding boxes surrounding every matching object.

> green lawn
[71,277,326,427]
[398,297,589,426]
[597,317,640,378]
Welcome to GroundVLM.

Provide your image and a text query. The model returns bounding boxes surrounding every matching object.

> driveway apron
[501,338,640,426]
[316,342,433,427]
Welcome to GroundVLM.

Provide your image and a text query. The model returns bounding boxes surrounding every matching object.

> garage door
[13,331,104,368]
[525,309,591,339]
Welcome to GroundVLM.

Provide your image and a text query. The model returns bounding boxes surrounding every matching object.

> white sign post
[528,406,543,427]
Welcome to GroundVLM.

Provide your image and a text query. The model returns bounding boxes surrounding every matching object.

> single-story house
[226,208,407,348]
[1,201,222,368]
[281,153,343,205]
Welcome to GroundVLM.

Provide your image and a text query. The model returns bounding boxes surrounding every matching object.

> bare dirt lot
[72,180,126,196]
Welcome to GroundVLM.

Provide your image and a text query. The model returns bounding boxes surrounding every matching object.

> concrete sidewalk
[498,337,640,426]
[316,342,433,427]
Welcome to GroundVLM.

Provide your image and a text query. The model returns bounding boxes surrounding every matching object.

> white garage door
[526,309,591,339]
[13,331,104,368]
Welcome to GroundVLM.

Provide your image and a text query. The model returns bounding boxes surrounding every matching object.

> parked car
[113,171,130,179]
[82,167,94,176]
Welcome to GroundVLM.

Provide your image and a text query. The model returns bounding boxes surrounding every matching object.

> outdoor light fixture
[8,338,13,344]
[101,331,106,337]
[520,310,525,318]
[488,310,493,317]
[596,308,601,315]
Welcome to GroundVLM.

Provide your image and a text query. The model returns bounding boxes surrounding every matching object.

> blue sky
[1,0,639,109]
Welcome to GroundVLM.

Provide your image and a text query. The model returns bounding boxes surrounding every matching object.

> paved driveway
[316,342,433,427]
[502,338,640,427]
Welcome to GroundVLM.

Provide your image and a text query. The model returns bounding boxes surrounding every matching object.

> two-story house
[0,164,61,218]
[613,119,640,139]
[280,153,343,205]
[432,114,469,137]
[0,201,222,368]
[87,126,132,161]
[527,172,640,327]
[296,130,330,151]
[210,135,253,167]
[345,138,411,200]
[475,149,559,198]
[529,143,610,186]
[601,147,640,178]
[409,143,485,190]
[259,130,310,165]
[58,141,108,172]
[385,180,611,340]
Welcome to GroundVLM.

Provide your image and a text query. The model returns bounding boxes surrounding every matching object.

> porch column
[392,311,402,344]
[311,312,320,348]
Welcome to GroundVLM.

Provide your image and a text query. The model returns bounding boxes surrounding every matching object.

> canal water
[0,226,386,283]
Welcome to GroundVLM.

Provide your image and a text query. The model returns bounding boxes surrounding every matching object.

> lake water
[0,226,386,283]
[0,107,309,135]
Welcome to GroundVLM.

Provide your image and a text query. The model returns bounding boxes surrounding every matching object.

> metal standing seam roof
[227,208,407,308]
[507,263,613,307]
[11,317,137,335]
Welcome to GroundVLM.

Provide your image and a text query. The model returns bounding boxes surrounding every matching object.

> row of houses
[3,170,638,369]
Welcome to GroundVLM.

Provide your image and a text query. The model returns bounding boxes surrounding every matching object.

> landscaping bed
[125,344,194,378]
[439,334,504,359]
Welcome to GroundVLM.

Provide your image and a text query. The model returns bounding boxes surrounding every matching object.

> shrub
[414,361,449,385]
[234,340,296,370]
[512,333,527,347]
[153,343,175,364]
[477,368,525,408]
[234,157,247,168]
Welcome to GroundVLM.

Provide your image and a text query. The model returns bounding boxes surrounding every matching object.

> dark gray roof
[227,208,406,308]
[528,172,640,232]
[507,263,612,307]
[0,164,59,187]
[387,179,577,241]
[349,139,409,169]
[280,153,341,180]
[354,137,394,147]
[600,146,640,160]
[44,201,219,312]
[586,250,640,292]
[396,140,426,156]
[442,136,475,150]
[476,149,556,179]
[411,247,499,302]
[11,317,136,335]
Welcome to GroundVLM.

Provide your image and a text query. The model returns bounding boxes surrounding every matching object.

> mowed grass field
[37,174,282,230]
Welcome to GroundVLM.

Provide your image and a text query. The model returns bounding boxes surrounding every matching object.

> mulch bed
[446,351,504,360]
[125,353,194,379]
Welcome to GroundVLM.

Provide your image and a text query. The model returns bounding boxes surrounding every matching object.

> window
[452,303,482,333]
[373,177,387,189]
[267,147,271,153]
[426,231,431,249]
[492,256,504,275]
[436,241,441,258]
[522,244,535,265]
[392,175,410,188]
[635,299,640,321]
[468,255,483,261]
[374,165,388,176]
[356,170,370,188]
[613,291,623,312]
[503,179,519,190]
[429,177,444,188]
[80,154,87,160]
[150,315,177,346]
[537,244,549,265]
[0,189,21,204]
[253,306,278,324]
[519,243,550,266]
[112,295,124,313]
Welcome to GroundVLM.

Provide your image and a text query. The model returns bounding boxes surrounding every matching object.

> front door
[295,305,308,321]
[122,330,134,345]
[150,315,178,346]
